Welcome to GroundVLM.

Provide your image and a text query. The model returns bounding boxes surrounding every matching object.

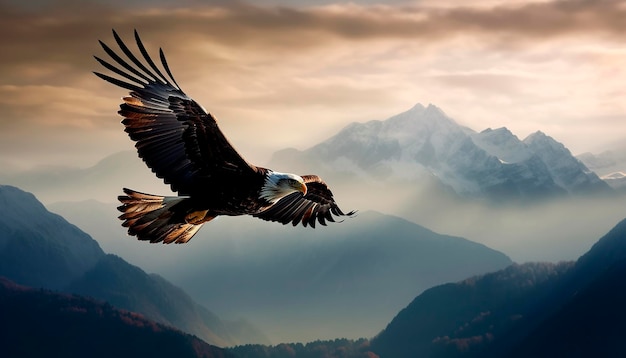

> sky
[1,0,625,170]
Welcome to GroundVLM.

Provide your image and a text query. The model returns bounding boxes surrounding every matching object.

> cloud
[171,1,626,45]
[3,0,625,83]
[0,85,113,128]
[3,0,626,60]
[2,0,624,91]
[1,0,625,167]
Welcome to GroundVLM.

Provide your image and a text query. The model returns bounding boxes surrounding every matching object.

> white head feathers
[259,171,307,203]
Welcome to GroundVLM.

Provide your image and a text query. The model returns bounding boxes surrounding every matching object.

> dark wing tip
[344,209,358,217]
[160,47,181,89]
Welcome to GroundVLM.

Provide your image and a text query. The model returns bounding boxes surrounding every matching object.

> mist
[18,149,625,264]
[4,146,620,264]
[47,190,626,343]
[34,150,625,343]
[1,146,622,342]
[347,187,626,265]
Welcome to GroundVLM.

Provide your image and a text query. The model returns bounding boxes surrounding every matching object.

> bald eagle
[94,30,354,244]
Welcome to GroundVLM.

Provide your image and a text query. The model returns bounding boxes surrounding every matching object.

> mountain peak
[524,130,558,146]
[425,103,446,116]
[0,185,105,289]
[0,185,73,234]
[270,103,612,200]
[384,103,459,134]
[408,102,426,113]
[480,127,514,136]
[0,185,43,215]
[576,217,626,273]
[522,131,612,194]
[407,103,445,115]
[472,127,530,163]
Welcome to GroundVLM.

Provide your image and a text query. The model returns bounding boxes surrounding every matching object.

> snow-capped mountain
[577,145,626,192]
[523,131,608,193]
[271,103,612,200]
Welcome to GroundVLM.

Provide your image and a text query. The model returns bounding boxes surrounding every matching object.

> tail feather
[117,188,204,244]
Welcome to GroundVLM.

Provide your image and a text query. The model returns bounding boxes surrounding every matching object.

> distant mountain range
[1,98,625,357]
[577,147,626,192]
[0,103,620,207]
[0,278,232,358]
[0,103,621,263]
[0,151,163,203]
[2,186,625,357]
[0,185,268,347]
[231,217,626,357]
[270,103,612,200]
[262,103,625,264]
[49,199,512,343]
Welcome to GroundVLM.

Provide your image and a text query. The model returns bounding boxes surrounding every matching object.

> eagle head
[260,171,307,203]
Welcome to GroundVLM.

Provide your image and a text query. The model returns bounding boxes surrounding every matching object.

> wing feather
[254,175,355,228]
[95,29,255,195]
[94,56,148,86]
[93,71,143,92]
[133,29,172,86]
[97,39,153,84]
[112,29,163,84]
[160,48,181,89]
[289,201,313,226]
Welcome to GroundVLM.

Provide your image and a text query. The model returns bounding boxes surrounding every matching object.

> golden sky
[1,0,625,169]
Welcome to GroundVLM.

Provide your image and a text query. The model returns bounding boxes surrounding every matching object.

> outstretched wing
[94,29,254,195]
[254,175,356,228]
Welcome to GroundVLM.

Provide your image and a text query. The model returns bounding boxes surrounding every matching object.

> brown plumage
[94,29,354,244]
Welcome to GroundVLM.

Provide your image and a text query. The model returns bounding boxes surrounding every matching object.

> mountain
[50,197,513,343]
[577,145,626,192]
[0,150,163,203]
[3,103,623,264]
[507,218,626,358]
[270,103,611,200]
[229,339,376,358]
[370,262,573,358]
[0,185,268,346]
[0,277,232,358]
[265,104,625,264]
[369,217,626,358]
[0,185,104,289]
[67,254,243,347]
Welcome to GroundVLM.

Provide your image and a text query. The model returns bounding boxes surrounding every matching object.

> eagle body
[95,30,354,244]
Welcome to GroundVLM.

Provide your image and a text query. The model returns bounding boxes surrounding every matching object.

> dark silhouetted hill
[369,218,626,358]
[370,262,572,358]
[0,185,268,347]
[0,277,232,358]
[67,254,246,347]
[229,339,377,358]
[0,185,104,289]
[506,218,626,358]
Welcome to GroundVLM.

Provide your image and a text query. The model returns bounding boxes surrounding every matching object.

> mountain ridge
[0,277,232,358]
[0,184,268,347]
[49,199,513,343]
[270,103,611,200]
[369,217,626,358]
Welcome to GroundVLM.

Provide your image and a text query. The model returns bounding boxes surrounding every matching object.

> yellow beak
[299,182,308,196]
